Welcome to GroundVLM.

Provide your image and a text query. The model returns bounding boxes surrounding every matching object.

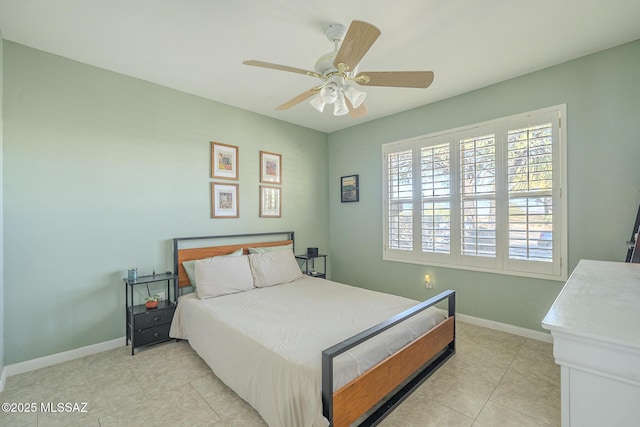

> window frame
[382,105,567,281]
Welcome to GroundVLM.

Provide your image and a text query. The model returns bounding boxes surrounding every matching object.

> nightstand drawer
[135,323,171,347]
[134,307,175,330]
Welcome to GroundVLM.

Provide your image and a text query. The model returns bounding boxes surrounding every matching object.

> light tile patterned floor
[0,321,560,426]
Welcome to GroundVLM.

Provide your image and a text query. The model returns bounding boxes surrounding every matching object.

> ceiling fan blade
[355,71,434,88]
[275,89,317,110]
[345,98,369,118]
[333,21,381,71]
[243,60,324,79]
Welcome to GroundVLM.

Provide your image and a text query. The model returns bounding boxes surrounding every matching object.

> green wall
[328,39,640,332]
[0,31,4,376]
[3,41,329,364]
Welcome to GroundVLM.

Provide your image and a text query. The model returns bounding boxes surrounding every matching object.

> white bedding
[169,276,447,427]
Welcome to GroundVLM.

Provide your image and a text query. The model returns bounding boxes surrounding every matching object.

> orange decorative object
[145,300,158,309]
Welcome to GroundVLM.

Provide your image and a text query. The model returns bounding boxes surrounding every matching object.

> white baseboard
[457,313,553,343]
[5,337,126,378]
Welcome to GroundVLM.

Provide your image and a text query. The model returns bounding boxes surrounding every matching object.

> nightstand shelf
[295,253,327,278]
[123,272,177,355]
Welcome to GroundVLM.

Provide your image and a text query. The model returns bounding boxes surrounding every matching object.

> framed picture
[341,174,359,202]
[211,141,239,180]
[211,183,239,218]
[260,151,282,184]
[259,185,281,218]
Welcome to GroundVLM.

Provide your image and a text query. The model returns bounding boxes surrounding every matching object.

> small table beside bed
[169,231,456,427]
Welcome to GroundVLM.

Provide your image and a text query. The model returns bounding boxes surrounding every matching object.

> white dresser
[542,259,640,427]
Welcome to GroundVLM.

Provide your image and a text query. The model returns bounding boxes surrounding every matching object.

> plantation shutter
[459,134,497,258]
[387,149,413,251]
[507,122,553,262]
[504,109,561,277]
[421,143,451,254]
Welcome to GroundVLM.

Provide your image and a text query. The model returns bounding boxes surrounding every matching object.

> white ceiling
[1,0,639,133]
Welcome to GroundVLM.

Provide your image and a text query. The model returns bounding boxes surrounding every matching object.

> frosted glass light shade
[320,83,339,104]
[309,95,326,112]
[344,85,366,108]
[333,92,349,116]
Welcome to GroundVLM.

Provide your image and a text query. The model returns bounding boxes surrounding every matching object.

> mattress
[169,276,446,427]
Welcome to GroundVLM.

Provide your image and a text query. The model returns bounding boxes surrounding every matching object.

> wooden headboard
[173,231,295,288]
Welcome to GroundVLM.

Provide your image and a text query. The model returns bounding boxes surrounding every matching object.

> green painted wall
[328,39,640,332]
[0,31,5,376]
[3,41,329,364]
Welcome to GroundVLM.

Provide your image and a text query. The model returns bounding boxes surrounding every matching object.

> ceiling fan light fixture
[344,85,366,108]
[309,95,326,113]
[333,92,349,116]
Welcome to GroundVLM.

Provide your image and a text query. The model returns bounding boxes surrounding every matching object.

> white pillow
[249,249,303,288]
[183,248,243,288]
[194,254,254,299]
[248,243,293,254]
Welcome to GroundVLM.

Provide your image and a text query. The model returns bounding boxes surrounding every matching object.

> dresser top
[542,259,640,349]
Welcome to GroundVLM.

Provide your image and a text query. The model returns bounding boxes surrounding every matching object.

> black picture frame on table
[341,174,359,203]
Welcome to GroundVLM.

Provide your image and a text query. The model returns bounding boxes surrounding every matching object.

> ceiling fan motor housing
[314,23,347,76]
[314,51,338,75]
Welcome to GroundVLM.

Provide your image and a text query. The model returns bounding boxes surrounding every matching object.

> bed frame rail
[322,289,456,427]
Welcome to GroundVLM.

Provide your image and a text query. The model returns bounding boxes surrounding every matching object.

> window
[383,105,567,280]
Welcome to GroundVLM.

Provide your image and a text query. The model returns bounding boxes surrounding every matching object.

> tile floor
[0,321,560,426]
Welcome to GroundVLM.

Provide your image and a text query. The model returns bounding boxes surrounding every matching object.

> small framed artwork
[211,183,239,218]
[259,185,281,218]
[341,174,360,202]
[260,151,282,184]
[211,141,239,180]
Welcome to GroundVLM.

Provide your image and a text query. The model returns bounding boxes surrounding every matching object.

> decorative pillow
[183,248,243,288]
[248,243,293,254]
[249,249,303,288]
[194,254,254,299]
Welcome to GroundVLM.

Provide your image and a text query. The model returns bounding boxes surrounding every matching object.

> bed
[169,232,455,427]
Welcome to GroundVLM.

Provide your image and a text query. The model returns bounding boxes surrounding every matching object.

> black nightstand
[295,254,327,278]
[123,272,177,355]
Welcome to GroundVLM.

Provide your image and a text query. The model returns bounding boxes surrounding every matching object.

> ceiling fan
[243,20,434,118]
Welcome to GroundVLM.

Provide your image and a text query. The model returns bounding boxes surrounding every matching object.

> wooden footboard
[322,290,455,427]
